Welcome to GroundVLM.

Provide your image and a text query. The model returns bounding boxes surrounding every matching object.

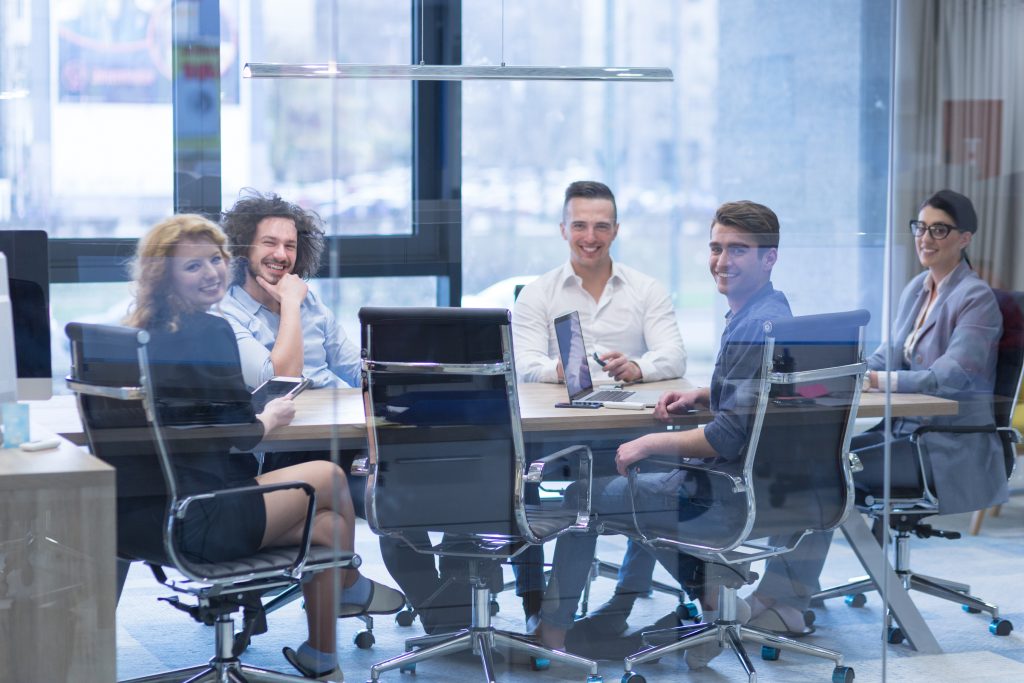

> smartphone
[251,376,312,412]
[592,351,607,367]
[554,401,601,409]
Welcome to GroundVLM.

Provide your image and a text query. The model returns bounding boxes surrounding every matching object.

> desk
[33,379,958,448]
[33,379,952,654]
[0,438,116,683]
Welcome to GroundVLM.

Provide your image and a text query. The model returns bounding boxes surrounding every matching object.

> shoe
[337,579,406,617]
[683,596,751,670]
[282,646,344,682]
[584,591,638,636]
[746,596,815,637]
[525,613,542,636]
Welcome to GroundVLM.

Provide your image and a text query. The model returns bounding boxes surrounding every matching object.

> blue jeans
[540,473,707,631]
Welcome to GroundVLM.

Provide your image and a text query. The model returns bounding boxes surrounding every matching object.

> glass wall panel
[228,0,413,235]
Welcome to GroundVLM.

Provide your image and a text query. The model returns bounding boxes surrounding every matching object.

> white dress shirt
[512,261,686,383]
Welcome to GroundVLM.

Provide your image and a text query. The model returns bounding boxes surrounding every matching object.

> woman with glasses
[745,189,1007,637]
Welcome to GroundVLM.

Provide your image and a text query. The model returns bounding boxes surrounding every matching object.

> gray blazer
[868,260,1008,514]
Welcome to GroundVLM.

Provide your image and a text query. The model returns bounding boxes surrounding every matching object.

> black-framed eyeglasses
[909,220,958,240]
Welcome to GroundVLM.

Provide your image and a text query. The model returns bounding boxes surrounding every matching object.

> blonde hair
[124,214,230,331]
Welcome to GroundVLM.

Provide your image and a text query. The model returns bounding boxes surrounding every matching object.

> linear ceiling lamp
[242,63,673,82]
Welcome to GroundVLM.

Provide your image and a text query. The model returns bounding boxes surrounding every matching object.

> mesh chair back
[360,307,525,547]
[745,310,868,541]
[66,323,172,561]
[636,310,868,561]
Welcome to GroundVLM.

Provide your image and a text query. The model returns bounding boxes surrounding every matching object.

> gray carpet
[116,498,1024,683]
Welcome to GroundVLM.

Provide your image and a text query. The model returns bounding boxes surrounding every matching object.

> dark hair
[563,180,617,224]
[221,188,326,284]
[920,189,977,234]
[711,200,780,249]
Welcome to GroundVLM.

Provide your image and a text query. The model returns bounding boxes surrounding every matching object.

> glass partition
[6,1,1024,682]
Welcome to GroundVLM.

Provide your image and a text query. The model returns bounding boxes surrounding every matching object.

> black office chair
[66,322,356,683]
[812,290,1022,641]
[356,307,602,683]
[620,310,870,683]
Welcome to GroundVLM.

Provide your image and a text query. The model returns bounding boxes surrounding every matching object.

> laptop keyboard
[587,390,634,402]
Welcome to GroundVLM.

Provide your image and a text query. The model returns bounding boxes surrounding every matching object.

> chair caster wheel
[531,657,550,671]
[399,663,416,674]
[962,604,981,614]
[395,610,416,627]
[621,673,646,683]
[354,630,375,649]
[832,665,855,683]
[808,596,825,608]
[990,618,1013,636]
[677,601,700,621]
[886,626,904,645]
[844,593,867,608]
[804,609,817,627]
[489,599,500,617]
[761,645,780,661]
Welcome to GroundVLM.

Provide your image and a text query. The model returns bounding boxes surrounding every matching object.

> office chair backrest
[360,307,525,542]
[642,310,868,558]
[745,309,869,542]
[66,323,178,561]
[991,290,1024,480]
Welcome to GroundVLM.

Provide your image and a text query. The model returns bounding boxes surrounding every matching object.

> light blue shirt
[217,284,361,389]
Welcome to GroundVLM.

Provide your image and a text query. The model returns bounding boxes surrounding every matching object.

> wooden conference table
[32,378,953,653]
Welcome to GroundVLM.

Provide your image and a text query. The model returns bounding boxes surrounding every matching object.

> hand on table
[653,389,706,422]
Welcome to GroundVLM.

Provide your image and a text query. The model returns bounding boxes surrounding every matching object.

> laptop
[553,311,665,406]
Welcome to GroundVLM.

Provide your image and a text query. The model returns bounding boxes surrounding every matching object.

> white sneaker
[683,597,752,670]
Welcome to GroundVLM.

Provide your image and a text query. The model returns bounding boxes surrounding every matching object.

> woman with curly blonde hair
[121,214,402,680]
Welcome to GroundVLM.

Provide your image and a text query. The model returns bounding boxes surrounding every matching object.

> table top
[0,438,112,489]
[31,379,957,448]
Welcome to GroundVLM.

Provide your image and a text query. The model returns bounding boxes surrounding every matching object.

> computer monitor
[0,254,17,403]
[0,230,52,400]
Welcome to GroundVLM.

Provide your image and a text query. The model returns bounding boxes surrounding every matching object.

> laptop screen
[553,311,595,401]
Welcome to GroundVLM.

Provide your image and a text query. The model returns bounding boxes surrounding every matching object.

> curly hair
[124,214,230,332]
[221,189,326,285]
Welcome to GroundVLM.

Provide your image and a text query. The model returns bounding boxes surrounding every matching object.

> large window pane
[227,0,413,236]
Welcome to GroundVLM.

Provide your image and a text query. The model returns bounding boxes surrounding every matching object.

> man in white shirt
[512,180,687,634]
[513,181,686,384]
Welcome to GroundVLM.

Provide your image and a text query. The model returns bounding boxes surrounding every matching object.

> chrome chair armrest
[526,444,593,533]
[350,456,372,476]
[642,456,746,493]
[171,480,316,583]
[910,424,998,441]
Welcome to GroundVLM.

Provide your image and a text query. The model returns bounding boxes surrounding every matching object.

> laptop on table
[553,311,665,407]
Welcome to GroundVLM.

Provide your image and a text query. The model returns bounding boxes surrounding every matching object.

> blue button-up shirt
[702,282,793,465]
[217,284,361,389]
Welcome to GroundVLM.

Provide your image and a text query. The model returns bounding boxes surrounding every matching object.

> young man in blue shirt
[536,200,793,671]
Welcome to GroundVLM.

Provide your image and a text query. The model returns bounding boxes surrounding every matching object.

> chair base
[815,570,999,616]
[124,663,323,683]
[368,579,600,683]
[623,587,850,683]
[122,614,329,683]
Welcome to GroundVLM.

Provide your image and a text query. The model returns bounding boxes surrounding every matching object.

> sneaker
[683,597,751,670]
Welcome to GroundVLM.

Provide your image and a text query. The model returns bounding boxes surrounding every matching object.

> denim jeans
[540,473,707,630]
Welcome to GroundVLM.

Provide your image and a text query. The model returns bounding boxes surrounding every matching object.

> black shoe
[583,592,638,636]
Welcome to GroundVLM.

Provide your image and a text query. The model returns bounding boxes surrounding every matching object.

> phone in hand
[251,376,312,412]
[592,351,607,367]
